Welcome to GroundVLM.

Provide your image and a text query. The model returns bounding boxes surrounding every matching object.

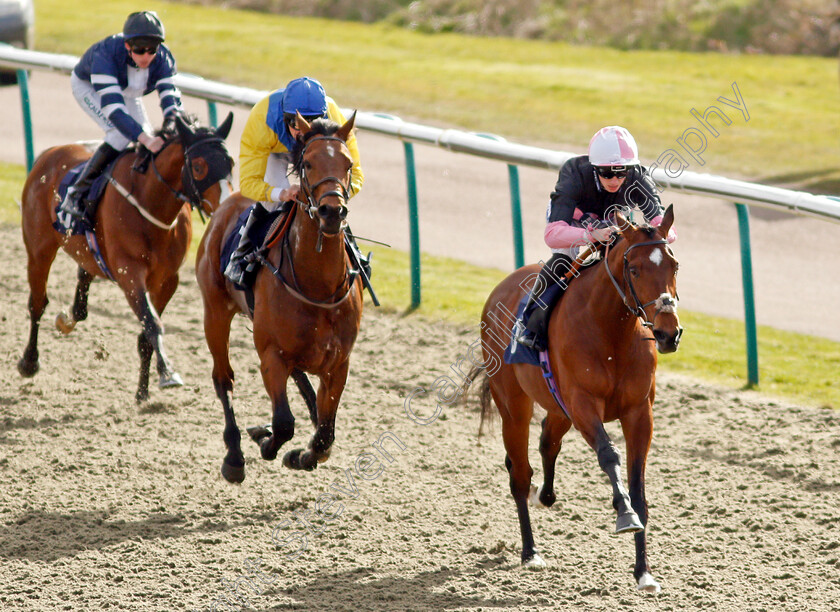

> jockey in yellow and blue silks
[238,76,363,203]
[225,76,366,287]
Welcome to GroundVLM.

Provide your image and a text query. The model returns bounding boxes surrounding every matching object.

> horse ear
[216,112,234,141]
[337,111,357,141]
[174,112,192,141]
[296,111,312,135]
[613,210,638,241]
[658,204,675,236]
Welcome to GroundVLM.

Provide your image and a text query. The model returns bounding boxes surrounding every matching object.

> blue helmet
[123,11,165,43]
[281,77,327,119]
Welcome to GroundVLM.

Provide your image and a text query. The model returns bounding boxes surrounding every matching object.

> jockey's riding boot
[63,142,120,225]
[345,226,372,279]
[515,253,573,351]
[224,202,270,287]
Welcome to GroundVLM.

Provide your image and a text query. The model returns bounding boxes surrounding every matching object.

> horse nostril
[317,204,331,219]
[339,205,348,220]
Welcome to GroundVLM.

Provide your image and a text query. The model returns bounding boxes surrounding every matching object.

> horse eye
[629,266,640,278]
[303,161,312,171]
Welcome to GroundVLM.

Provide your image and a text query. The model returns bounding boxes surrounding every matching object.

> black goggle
[131,45,159,56]
[595,166,629,180]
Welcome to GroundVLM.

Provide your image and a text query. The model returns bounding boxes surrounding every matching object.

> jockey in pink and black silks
[516,126,677,351]
[61,11,183,227]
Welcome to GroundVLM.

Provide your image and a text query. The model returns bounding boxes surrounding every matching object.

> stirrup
[515,332,538,349]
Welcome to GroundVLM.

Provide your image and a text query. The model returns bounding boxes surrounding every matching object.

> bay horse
[195,113,363,483]
[18,112,234,403]
[470,205,680,593]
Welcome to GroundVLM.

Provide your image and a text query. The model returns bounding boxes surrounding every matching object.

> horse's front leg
[247,352,294,462]
[576,407,644,535]
[530,413,572,508]
[284,362,350,471]
[124,281,182,403]
[55,266,93,335]
[621,406,660,593]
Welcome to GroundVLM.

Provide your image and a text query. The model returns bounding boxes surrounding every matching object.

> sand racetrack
[1,222,839,612]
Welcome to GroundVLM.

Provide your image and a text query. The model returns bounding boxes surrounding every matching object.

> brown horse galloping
[196,113,363,483]
[471,206,680,593]
[18,112,234,402]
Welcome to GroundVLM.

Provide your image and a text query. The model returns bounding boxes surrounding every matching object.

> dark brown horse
[196,113,363,483]
[471,205,680,593]
[18,112,234,402]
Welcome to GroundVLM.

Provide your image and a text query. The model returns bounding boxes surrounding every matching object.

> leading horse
[469,206,680,592]
[195,113,363,483]
[18,112,234,402]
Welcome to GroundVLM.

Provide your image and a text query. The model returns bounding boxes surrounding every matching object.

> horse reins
[603,238,674,328]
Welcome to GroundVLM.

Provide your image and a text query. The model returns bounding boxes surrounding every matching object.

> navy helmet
[123,11,165,43]
[281,77,327,123]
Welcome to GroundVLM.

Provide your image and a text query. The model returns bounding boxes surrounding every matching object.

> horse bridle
[603,238,677,328]
[297,135,352,223]
[148,133,233,213]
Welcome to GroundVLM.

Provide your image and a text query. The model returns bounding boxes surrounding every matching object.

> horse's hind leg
[494,386,544,567]
[291,369,318,426]
[56,267,93,335]
[283,362,349,471]
[198,273,244,482]
[18,241,59,378]
[622,409,660,593]
[531,413,572,508]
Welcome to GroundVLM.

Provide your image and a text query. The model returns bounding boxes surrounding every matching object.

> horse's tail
[460,364,496,440]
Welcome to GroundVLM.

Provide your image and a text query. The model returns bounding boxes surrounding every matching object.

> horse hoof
[283,449,316,471]
[55,310,76,335]
[528,485,545,508]
[221,460,246,484]
[247,425,271,444]
[615,511,644,534]
[135,389,149,404]
[159,372,184,389]
[521,553,547,570]
[637,572,661,593]
[17,357,39,378]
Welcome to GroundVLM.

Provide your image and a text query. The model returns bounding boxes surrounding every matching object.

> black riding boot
[224,202,271,288]
[63,142,121,225]
[516,253,573,351]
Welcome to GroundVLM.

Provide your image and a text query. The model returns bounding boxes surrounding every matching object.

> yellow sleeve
[238,95,289,202]
[325,98,364,197]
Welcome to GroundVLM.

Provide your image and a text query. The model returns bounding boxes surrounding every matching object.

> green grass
[7,2,840,409]
[31,0,840,194]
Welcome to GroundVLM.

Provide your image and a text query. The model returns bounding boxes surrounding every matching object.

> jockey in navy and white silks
[61,11,183,228]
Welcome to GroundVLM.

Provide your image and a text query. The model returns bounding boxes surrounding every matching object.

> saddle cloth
[52,161,113,235]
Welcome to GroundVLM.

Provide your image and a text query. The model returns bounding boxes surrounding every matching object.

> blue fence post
[16,68,34,171]
[735,203,759,387]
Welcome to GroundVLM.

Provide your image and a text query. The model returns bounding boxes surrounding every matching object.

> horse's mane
[156,112,202,141]
[291,118,341,177]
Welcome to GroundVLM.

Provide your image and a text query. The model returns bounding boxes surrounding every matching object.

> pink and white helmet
[588,126,639,167]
